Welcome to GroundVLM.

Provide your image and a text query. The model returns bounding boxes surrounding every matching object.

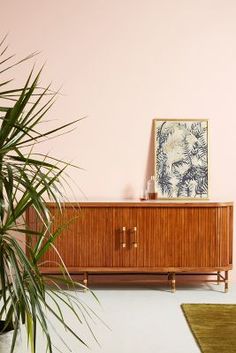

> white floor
[45,282,236,353]
[16,282,236,353]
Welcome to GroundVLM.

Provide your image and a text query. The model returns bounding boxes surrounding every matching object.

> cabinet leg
[83,272,88,290]
[171,273,176,293]
[217,271,220,285]
[224,271,229,293]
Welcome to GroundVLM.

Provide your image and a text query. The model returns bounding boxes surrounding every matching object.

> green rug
[181,304,236,353]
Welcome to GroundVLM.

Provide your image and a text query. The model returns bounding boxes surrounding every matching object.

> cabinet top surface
[46,200,234,208]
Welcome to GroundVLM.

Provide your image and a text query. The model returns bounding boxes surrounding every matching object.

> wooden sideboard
[26,201,233,292]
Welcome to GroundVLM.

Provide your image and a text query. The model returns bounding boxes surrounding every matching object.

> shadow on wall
[122,119,155,200]
[144,119,156,192]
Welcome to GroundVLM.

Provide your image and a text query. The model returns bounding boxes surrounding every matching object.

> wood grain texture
[26,202,233,276]
[112,207,137,267]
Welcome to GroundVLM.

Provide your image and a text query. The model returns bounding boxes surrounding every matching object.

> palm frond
[0,37,99,353]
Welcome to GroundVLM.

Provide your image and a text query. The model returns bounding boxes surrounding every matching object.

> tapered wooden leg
[217,271,220,285]
[83,272,88,290]
[171,273,176,293]
[225,271,228,293]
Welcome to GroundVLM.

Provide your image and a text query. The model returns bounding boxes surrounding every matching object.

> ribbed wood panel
[229,206,233,265]
[217,206,232,267]
[112,207,137,267]
[136,207,175,267]
[27,206,113,268]
[75,207,113,267]
[136,207,219,268]
[185,207,218,267]
[26,202,233,273]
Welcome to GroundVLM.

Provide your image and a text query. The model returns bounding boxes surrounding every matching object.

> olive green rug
[181,304,236,353]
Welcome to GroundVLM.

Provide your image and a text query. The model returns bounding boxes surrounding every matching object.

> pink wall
[2,0,236,277]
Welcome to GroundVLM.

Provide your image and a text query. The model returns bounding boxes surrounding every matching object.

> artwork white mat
[154,119,208,199]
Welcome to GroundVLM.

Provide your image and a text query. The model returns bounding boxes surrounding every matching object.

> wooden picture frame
[154,119,209,200]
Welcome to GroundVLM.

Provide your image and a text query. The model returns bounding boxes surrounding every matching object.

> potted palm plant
[0,35,97,353]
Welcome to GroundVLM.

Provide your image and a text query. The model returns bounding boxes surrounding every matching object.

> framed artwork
[154,119,209,199]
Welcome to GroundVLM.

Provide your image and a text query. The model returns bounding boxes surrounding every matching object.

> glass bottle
[147,176,158,200]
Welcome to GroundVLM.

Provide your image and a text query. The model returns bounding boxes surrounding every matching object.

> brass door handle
[131,226,138,248]
[121,226,126,248]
